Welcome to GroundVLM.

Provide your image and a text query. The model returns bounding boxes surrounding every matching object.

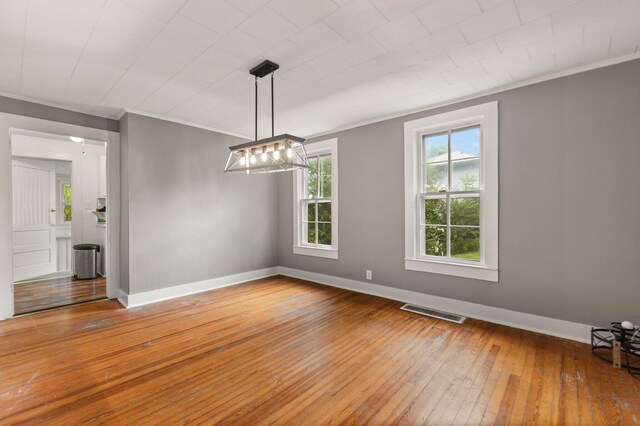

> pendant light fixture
[224,60,309,174]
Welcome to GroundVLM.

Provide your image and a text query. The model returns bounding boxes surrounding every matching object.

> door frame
[0,117,120,320]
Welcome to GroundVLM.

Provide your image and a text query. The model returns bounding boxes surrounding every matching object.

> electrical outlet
[366,270,372,280]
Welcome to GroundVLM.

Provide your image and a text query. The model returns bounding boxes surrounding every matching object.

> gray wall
[0,95,119,132]
[121,113,279,295]
[278,59,640,327]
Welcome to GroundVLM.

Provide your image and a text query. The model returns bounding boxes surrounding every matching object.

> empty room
[0,0,639,424]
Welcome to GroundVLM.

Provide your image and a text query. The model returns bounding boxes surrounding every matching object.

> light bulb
[286,148,293,159]
[70,136,84,143]
[245,169,250,175]
[261,152,267,162]
[273,150,280,160]
[250,154,256,164]
[239,155,246,166]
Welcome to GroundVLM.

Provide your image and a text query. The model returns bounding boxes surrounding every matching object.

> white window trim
[404,102,498,282]
[293,138,338,259]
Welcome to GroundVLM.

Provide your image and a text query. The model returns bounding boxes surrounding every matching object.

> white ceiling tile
[304,51,353,79]
[0,0,27,47]
[552,0,621,37]
[370,0,430,21]
[103,69,170,107]
[448,39,501,67]
[181,57,233,84]
[214,29,269,62]
[289,21,346,57]
[478,0,512,11]
[19,74,66,102]
[370,13,429,51]
[137,74,210,113]
[334,34,388,66]
[468,69,512,91]
[442,62,486,85]
[117,0,186,22]
[238,6,301,48]
[409,55,457,79]
[527,31,583,59]
[324,0,388,41]
[414,73,450,91]
[480,47,530,73]
[167,89,228,120]
[412,27,468,60]
[515,0,582,23]
[554,35,610,69]
[80,21,150,68]
[161,14,222,53]
[507,55,556,80]
[134,49,187,79]
[180,0,248,33]
[583,3,640,41]
[268,0,338,27]
[494,16,552,52]
[608,27,640,56]
[100,0,165,40]
[226,0,269,14]
[262,40,312,70]
[373,45,425,73]
[414,0,481,33]
[459,1,521,43]
[436,81,476,99]
[279,64,326,92]
[65,63,126,104]
[145,34,203,67]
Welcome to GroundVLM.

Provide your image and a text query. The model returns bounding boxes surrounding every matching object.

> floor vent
[400,304,466,324]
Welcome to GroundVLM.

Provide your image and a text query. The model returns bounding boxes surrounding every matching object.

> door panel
[12,159,57,282]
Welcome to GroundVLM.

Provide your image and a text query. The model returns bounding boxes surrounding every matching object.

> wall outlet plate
[366,270,372,280]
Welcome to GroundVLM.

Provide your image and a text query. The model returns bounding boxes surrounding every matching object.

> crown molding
[305,52,640,140]
[120,108,252,141]
[0,90,120,120]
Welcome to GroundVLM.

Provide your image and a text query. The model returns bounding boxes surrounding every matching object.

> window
[404,102,498,281]
[57,177,72,224]
[293,138,338,259]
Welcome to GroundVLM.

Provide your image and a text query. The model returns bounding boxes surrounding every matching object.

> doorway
[11,132,108,314]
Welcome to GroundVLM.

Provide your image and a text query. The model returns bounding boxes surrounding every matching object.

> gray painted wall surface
[0,95,119,132]
[278,59,640,327]
[119,115,130,293]
[121,114,279,295]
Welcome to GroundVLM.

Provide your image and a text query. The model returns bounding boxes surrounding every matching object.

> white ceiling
[1,0,639,138]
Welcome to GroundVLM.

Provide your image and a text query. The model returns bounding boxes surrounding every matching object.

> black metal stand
[591,322,640,379]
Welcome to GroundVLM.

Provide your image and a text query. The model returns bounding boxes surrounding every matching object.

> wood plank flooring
[14,275,107,315]
[0,275,638,425]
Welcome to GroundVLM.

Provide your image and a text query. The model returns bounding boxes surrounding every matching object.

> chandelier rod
[254,75,258,142]
[271,72,275,138]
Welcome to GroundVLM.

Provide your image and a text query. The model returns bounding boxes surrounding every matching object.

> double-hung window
[293,138,338,259]
[404,102,498,281]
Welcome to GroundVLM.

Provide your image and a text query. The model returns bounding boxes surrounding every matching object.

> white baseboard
[118,267,280,308]
[277,267,594,344]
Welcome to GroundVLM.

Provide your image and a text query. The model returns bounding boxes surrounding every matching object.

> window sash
[418,124,483,264]
[302,153,332,247]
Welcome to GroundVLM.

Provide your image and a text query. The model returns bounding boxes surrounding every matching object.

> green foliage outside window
[305,154,332,245]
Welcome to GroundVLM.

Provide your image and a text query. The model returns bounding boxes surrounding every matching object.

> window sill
[293,245,339,259]
[405,258,498,282]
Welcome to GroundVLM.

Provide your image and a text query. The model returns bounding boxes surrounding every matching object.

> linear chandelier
[224,60,309,174]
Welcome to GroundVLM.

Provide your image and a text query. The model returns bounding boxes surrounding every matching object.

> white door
[12,158,57,282]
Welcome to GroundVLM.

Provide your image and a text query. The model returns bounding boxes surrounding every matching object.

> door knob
[50,208,56,212]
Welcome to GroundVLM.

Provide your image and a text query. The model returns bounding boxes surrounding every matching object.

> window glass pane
[424,132,448,163]
[317,201,331,222]
[425,226,446,257]
[450,158,479,191]
[306,201,316,222]
[451,227,480,261]
[318,223,331,245]
[450,196,479,226]
[63,205,72,222]
[307,157,318,198]
[425,198,446,225]
[451,126,480,157]
[425,163,448,192]
[307,223,316,244]
[319,155,331,197]
[63,184,72,203]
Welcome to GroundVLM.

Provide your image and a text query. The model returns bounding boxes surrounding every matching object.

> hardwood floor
[0,275,638,424]
[13,275,107,315]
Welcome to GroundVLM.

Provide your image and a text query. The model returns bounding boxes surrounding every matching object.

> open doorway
[11,132,108,314]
